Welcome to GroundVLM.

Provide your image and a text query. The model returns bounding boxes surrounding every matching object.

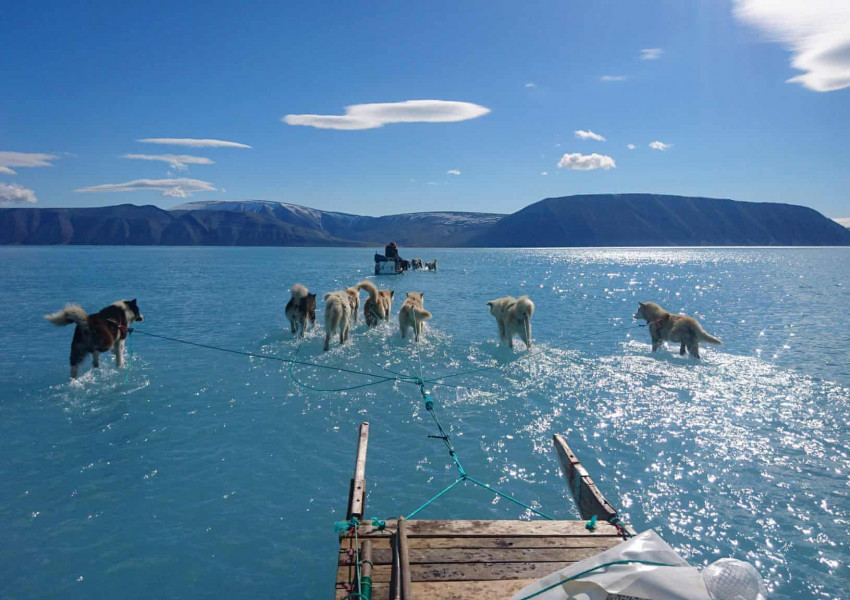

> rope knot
[424,396,434,411]
[585,514,598,531]
[334,516,361,535]
[370,517,386,530]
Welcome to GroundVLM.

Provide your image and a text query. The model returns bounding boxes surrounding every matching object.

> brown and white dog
[323,291,352,351]
[633,301,722,358]
[346,287,360,323]
[411,258,423,270]
[487,295,534,350]
[45,299,144,378]
[425,259,438,272]
[398,292,432,342]
[285,284,317,337]
[357,280,394,327]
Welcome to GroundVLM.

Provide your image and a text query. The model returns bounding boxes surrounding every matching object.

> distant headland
[2,194,849,247]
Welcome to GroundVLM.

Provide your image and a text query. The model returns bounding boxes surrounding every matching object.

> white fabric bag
[509,529,712,600]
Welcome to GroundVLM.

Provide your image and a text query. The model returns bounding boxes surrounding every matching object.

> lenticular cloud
[283,100,491,130]
[733,0,850,92]
[557,153,616,171]
[76,178,216,198]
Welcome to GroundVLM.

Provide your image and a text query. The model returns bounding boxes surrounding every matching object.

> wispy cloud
[0,151,60,175]
[137,138,251,149]
[76,178,216,198]
[283,100,490,130]
[0,183,38,204]
[649,140,673,151]
[122,154,214,171]
[524,82,537,88]
[600,75,628,82]
[640,48,664,60]
[557,153,616,171]
[541,171,548,176]
[833,218,850,228]
[627,144,636,150]
[733,1,850,91]
[574,130,606,142]
[446,169,461,175]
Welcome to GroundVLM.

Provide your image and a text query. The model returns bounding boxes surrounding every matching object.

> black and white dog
[45,299,144,378]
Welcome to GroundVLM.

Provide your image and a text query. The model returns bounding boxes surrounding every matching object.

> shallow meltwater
[1,246,848,598]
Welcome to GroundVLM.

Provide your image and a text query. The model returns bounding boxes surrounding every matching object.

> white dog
[398,292,432,342]
[323,291,352,351]
[487,295,535,350]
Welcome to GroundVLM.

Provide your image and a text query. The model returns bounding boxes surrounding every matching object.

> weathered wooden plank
[339,560,578,583]
[339,545,611,566]
[553,434,617,521]
[336,580,538,599]
[353,519,622,538]
[343,534,620,551]
[347,422,369,520]
[398,517,413,599]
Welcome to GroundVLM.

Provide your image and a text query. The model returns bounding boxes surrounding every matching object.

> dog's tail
[413,307,432,322]
[45,303,88,328]
[514,295,535,319]
[291,283,309,299]
[699,329,723,345]
[356,280,378,303]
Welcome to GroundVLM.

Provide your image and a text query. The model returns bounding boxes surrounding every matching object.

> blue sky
[1,1,848,218]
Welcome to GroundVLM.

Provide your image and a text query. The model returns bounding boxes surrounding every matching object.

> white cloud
[0,151,60,175]
[0,183,38,204]
[76,178,216,198]
[640,48,664,60]
[283,100,490,130]
[137,138,251,149]
[557,153,616,171]
[525,82,537,88]
[574,129,606,141]
[541,171,548,176]
[649,140,673,151]
[627,144,636,150]
[122,154,214,171]
[446,169,461,175]
[834,217,850,228]
[600,75,628,82]
[733,1,850,91]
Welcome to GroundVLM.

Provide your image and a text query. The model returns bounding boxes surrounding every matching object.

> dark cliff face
[469,194,850,247]
[1,195,848,247]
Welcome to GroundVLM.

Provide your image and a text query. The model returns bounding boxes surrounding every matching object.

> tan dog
[633,301,722,358]
[487,295,534,349]
[346,287,360,323]
[357,280,394,327]
[323,291,352,351]
[399,292,432,342]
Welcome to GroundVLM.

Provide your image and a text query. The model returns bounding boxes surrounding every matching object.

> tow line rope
[130,316,641,550]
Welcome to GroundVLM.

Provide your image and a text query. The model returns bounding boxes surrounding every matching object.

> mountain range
[1,194,848,247]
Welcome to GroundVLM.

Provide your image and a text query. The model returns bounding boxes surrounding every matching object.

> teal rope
[132,329,405,383]
[516,559,682,600]
[405,477,465,520]
[465,476,554,520]
[287,338,409,392]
